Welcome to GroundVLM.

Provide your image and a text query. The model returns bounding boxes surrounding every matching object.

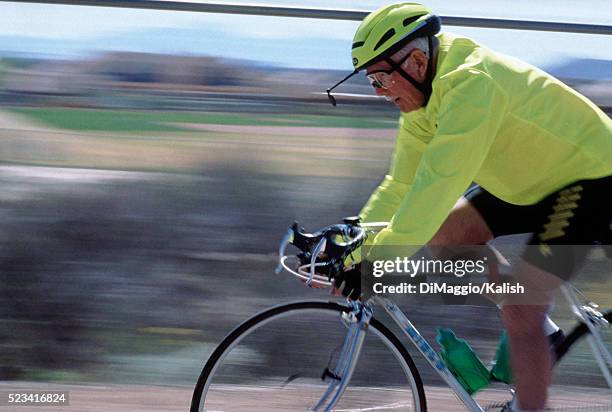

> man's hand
[332,265,362,300]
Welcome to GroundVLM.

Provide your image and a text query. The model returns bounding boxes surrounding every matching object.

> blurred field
[1,108,396,174]
[9,108,399,132]
[0,106,610,410]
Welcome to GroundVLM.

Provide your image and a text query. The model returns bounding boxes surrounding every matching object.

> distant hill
[1,33,609,108]
[1,26,610,82]
[545,58,612,81]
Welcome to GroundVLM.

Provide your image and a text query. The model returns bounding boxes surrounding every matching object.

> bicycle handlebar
[275,217,367,286]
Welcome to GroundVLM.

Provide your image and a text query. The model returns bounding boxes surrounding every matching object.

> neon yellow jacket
[360,32,612,249]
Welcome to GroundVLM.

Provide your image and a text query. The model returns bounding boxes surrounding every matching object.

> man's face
[365,50,427,113]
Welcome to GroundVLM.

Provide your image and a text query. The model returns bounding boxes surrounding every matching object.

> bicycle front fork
[310,301,373,412]
[562,285,612,387]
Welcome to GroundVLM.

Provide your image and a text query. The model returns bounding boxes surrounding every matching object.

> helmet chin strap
[385,36,435,105]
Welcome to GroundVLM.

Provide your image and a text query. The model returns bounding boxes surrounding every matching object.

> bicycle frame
[301,293,484,411]
[373,295,487,411]
[277,222,611,411]
[307,287,610,412]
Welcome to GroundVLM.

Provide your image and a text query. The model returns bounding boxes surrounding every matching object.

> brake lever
[275,227,295,274]
[308,237,327,286]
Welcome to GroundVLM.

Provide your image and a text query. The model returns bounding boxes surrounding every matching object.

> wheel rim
[193,301,425,412]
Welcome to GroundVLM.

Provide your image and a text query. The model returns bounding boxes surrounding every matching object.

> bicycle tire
[191,300,427,412]
[555,310,611,363]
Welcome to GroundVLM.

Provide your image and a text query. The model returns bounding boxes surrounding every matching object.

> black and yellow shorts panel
[466,175,612,280]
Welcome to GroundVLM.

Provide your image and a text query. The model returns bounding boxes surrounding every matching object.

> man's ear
[409,49,429,82]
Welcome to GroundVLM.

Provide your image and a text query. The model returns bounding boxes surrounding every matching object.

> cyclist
[326,3,612,411]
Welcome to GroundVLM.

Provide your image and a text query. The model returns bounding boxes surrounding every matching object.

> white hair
[391,37,431,63]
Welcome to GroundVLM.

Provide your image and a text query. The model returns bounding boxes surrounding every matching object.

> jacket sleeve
[359,115,429,223]
[371,70,509,250]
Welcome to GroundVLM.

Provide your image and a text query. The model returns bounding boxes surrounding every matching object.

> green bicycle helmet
[326,2,441,106]
[351,3,440,71]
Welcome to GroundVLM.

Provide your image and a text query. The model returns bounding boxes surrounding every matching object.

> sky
[1,0,610,72]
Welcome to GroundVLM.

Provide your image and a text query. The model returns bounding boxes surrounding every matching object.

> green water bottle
[490,330,512,383]
[436,328,490,394]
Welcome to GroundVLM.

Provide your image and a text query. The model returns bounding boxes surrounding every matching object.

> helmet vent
[351,41,365,50]
[403,15,422,27]
[373,28,396,51]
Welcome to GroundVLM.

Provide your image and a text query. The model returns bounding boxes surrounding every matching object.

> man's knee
[429,197,494,245]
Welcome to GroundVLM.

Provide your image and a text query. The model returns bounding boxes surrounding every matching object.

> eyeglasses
[325,50,417,106]
[365,50,416,90]
[366,71,394,89]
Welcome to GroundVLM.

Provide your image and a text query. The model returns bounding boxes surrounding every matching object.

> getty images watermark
[367,253,525,298]
[359,244,610,304]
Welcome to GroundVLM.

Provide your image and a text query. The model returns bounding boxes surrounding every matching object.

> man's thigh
[432,184,545,247]
[464,185,544,238]
[429,196,494,245]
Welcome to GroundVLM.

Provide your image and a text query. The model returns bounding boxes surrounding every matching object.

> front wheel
[191,300,427,411]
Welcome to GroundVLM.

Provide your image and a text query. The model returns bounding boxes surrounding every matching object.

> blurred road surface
[1,382,611,411]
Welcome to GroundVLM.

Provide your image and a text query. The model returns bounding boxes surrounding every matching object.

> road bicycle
[191,219,611,411]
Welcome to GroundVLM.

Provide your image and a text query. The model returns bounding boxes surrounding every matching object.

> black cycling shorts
[465,175,612,280]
